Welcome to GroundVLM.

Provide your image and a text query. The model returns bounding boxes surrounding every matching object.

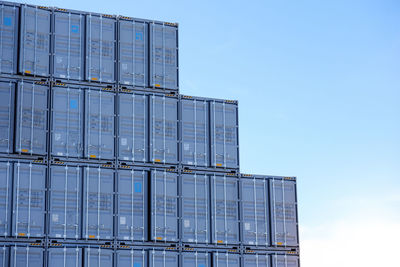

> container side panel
[272,255,299,267]
[182,252,210,267]
[84,248,113,267]
[48,247,82,267]
[212,253,240,267]
[149,250,178,267]
[243,254,270,267]
[116,250,147,267]
[0,81,15,153]
[0,4,18,74]
[0,246,9,266]
[0,162,12,237]
[10,247,44,266]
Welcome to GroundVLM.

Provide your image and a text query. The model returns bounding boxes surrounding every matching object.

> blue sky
[17,0,400,265]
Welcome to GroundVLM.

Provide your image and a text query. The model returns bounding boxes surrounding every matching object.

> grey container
[0,246,8,266]
[117,169,147,241]
[243,254,270,267]
[48,247,82,267]
[210,175,239,245]
[10,246,44,266]
[149,250,178,267]
[19,5,51,77]
[149,94,178,164]
[118,18,148,87]
[270,178,298,247]
[181,252,210,267]
[149,22,178,90]
[86,14,116,83]
[150,170,178,242]
[0,2,19,74]
[0,162,12,237]
[53,9,85,81]
[213,252,240,267]
[180,97,209,167]
[116,249,147,267]
[15,81,48,156]
[12,163,46,238]
[271,255,299,267]
[210,100,239,169]
[118,92,148,162]
[84,88,115,160]
[82,167,114,240]
[48,165,82,239]
[181,173,210,244]
[0,80,15,154]
[84,247,113,267]
[51,85,84,158]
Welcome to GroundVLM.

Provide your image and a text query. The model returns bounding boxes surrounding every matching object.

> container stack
[0,1,300,266]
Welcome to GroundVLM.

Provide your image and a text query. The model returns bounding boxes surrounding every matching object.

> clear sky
[17,0,400,265]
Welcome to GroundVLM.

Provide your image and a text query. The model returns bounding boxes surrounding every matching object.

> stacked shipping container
[0,1,299,266]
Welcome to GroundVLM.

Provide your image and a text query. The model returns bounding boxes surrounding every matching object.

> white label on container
[244,223,251,230]
[188,238,194,242]
[249,241,254,245]
[56,56,63,63]
[56,234,61,238]
[57,152,63,156]
[52,214,59,222]
[124,157,129,160]
[184,143,190,151]
[121,138,127,146]
[122,63,128,70]
[120,217,126,225]
[59,74,66,78]
[55,133,61,141]
[184,220,190,228]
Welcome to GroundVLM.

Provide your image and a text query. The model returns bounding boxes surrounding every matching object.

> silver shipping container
[84,247,113,267]
[151,170,178,242]
[86,14,116,83]
[19,5,51,77]
[272,255,299,267]
[149,250,178,267]
[270,178,298,247]
[53,9,85,80]
[180,97,209,167]
[181,173,210,244]
[12,163,46,238]
[15,81,48,156]
[0,162,12,237]
[48,247,82,267]
[240,178,269,247]
[118,92,148,162]
[0,246,8,266]
[213,252,240,267]
[0,3,18,74]
[117,169,147,241]
[82,167,114,240]
[0,80,15,154]
[84,88,115,160]
[181,252,210,267]
[150,95,178,164]
[118,18,148,87]
[51,85,84,158]
[149,22,178,90]
[48,165,82,239]
[210,101,239,169]
[10,246,44,266]
[243,254,270,267]
[116,249,147,267]
[210,175,239,245]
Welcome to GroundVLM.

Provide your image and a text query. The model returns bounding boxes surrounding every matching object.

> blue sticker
[134,263,141,267]
[70,99,78,109]
[4,17,12,26]
[136,32,143,41]
[134,182,142,193]
[71,25,79,33]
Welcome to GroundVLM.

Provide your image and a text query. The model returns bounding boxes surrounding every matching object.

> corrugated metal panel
[210,175,239,245]
[181,173,210,244]
[270,179,298,247]
[53,10,85,80]
[19,5,51,76]
[15,81,48,156]
[0,246,8,266]
[213,252,240,267]
[118,19,148,87]
[84,89,115,160]
[149,250,178,267]
[10,246,44,266]
[48,247,82,267]
[243,254,270,267]
[82,167,114,240]
[0,3,19,74]
[117,169,147,241]
[181,252,210,267]
[241,178,269,246]
[118,92,148,162]
[150,95,178,164]
[48,165,82,239]
[271,255,299,267]
[0,162,12,237]
[181,98,209,167]
[84,247,113,267]
[12,163,46,238]
[150,170,178,242]
[51,86,84,158]
[116,249,147,267]
[149,23,178,90]
[86,14,116,83]
[0,80,15,154]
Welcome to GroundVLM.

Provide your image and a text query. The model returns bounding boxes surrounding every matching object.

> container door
[210,101,239,169]
[0,246,8,266]
[0,3,18,74]
[181,252,210,267]
[116,250,146,267]
[213,252,240,267]
[181,173,210,244]
[117,169,147,241]
[243,254,270,267]
[83,167,114,240]
[241,178,269,246]
[270,179,298,247]
[118,93,148,162]
[272,255,299,267]
[149,23,178,90]
[151,170,178,242]
[84,248,113,267]
[149,250,178,267]
[53,10,85,80]
[0,81,15,153]
[51,86,84,158]
[181,98,209,167]
[86,15,116,83]
[119,20,148,87]
[19,5,50,76]
[10,246,44,266]
[48,165,82,239]
[48,247,82,267]
[150,95,178,164]
[211,175,239,245]
[0,162,12,237]
[84,89,115,160]
[12,163,46,238]
[15,82,48,155]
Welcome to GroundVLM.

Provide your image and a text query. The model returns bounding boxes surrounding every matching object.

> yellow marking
[154,159,161,162]
[216,163,222,167]
[217,240,223,244]
[155,84,161,87]
[89,235,95,238]
[156,237,163,240]
[90,155,96,158]
[21,149,28,153]
[277,242,283,245]
[25,70,31,74]
[91,77,98,81]
[18,233,26,236]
